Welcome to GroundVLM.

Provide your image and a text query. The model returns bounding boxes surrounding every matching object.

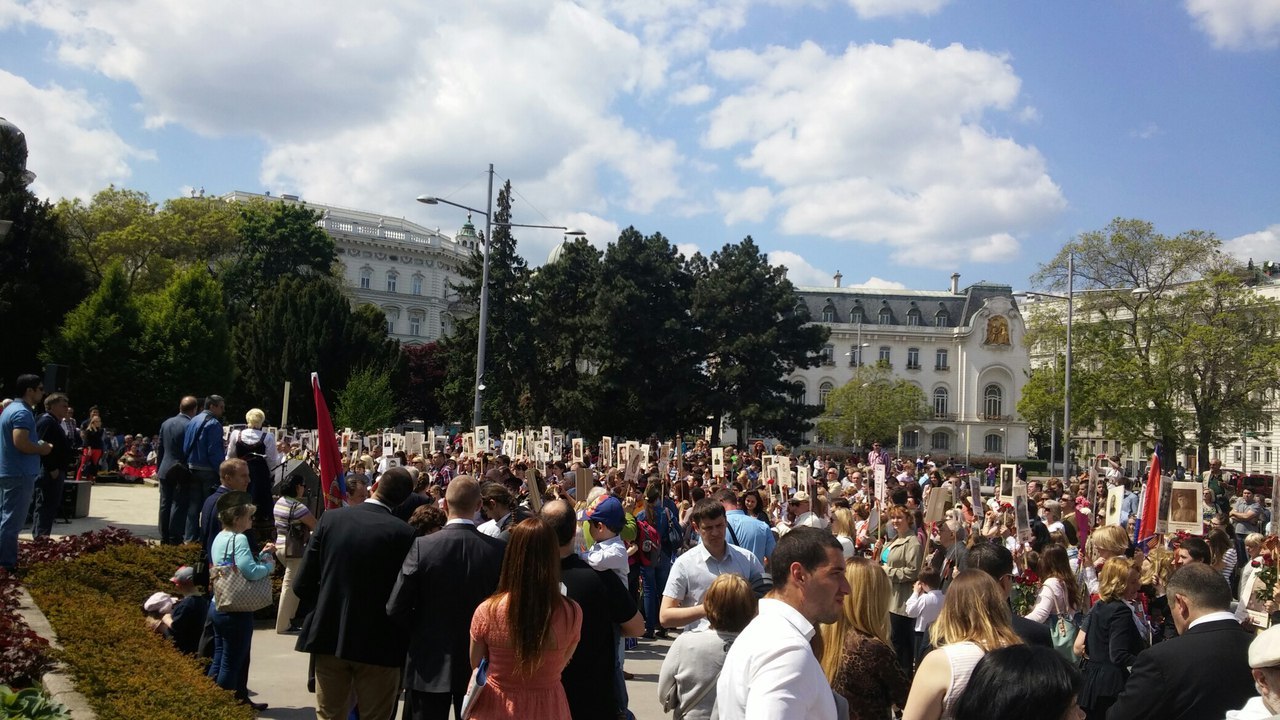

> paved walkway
[44,481,672,719]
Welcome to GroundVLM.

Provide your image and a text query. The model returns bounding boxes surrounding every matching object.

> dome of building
[455,214,480,249]
[547,237,571,265]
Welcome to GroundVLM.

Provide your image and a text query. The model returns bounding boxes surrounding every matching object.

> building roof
[794,282,1014,329]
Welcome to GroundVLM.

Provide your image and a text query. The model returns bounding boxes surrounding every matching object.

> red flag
[312,372,347,509]
[1135,445,1162,546]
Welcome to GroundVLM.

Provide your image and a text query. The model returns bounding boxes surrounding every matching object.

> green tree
[1030,219,1280,470]
[231,277,399,428]
[136,267,234,425]
[593,227,704,437]
[219,199,337,314]
[690,237,829,444]
[402,342,446,426]
[436,183,536,430]
[817,365,927,447]
[527,237,604,432]
[335,364,396,432]
[0,124,88,391]
[43,263,147,429]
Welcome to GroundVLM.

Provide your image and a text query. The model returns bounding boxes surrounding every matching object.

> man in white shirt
[716,526,849,720]
[660,499,764,632]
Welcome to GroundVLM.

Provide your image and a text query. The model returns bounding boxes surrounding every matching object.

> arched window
[933,387,949,418]
[902,430,920,448]
[851,306,865,324]
[441,311,454,336]
[822,304,836,323]
[792,382,807,405]
[386,271,398,293]
[819,381,834,406]
[849,345,863,366]
[821,345,835,365]
[411,274,423,296]
[984,384,1004,418]
[906,308,922,326]
[385,308,400,334]
[359,267,372,290]
[984,433,1004,454]
[931,431,950,451]
[878,307,893,325]
[878,346,892,366]
[935,309,950,326]
[794,300,808,317]
[409,311,424,337]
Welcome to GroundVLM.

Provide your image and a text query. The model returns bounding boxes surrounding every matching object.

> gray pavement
[44,481,673,719]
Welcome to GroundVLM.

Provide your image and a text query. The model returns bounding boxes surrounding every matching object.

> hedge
[24,542,254,720]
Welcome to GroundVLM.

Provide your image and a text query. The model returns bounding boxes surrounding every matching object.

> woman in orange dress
[468,517,582,719]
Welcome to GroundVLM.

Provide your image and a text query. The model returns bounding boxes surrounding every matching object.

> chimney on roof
[950,273,960,294]
[834,270,843,288]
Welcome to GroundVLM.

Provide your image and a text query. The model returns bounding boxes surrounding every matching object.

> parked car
[1231,472,1274,499]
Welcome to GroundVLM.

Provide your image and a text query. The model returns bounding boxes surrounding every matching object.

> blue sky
[2,0,1277,291]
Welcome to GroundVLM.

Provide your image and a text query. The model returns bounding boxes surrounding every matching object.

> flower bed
[20,531,253,720]
[0,573,53,689]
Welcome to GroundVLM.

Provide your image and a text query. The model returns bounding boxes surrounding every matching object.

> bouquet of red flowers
[1012,569,1040,615]
[1255,536,1280,603]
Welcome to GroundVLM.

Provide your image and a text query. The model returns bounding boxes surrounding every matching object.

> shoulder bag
[211,534,273,613]
[1049,581,1080,661]
[284,500,311,558]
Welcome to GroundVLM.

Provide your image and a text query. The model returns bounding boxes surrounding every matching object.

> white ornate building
[223,191,475,345]
[790,273,1030,461]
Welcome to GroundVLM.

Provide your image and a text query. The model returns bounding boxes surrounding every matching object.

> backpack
[637,519,661,566]
[658,504,683,556]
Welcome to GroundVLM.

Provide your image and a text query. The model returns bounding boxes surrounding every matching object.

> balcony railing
[932,412,957,421]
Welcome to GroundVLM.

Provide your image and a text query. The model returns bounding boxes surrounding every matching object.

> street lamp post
[417,165,583,428]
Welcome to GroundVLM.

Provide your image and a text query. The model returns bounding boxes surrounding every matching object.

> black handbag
[285,521,310,558]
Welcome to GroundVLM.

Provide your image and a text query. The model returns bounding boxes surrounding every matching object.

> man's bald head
[541,499,577,547]
[444,475,481,518]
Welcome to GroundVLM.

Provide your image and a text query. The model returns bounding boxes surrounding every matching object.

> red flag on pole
[1135,445,1162,547]
[312,372,347,509]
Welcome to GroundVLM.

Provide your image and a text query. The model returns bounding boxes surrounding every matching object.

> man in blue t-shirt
[0,374,53,571]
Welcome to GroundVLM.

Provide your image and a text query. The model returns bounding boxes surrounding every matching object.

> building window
[984,433,1003,454]
[878,307,893,325]
[931,431,950,451]
[935,349,949,370]
[933,387,949,418]
[819,381,834,406]
[907,348,920,369]
[360,268,372,290]
[851,308,865,324]
[907,308,922,326]
[386,272,398,293]
[935,309,950,327]
[794,301,808,317]
[903,430,920,449]
[984,384,1004,418]
[385,308,399,334]
[1100,440,1109,455]
[1253,446,1261,464]
[409,313,422,337]
[1235,446,1242,461]
[878,346,891,366]
[821,345,834,365]
[411,275,423,296]
[792,382,806,405]
[822,305,836,322]
[849,346,863,367]
[1267,446,1273,465]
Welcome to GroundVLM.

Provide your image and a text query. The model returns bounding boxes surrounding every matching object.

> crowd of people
[5,378,1280,720]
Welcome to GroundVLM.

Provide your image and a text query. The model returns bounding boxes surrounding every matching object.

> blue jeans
[210,607,254,698]
[0,475,37,570]
[31,470,64,538]
[641,555,673,633]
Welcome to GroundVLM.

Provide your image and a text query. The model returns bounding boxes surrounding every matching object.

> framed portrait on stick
[1241,569,1273,628]
[1166,481,1204,535]
[601,436,613,468]
[1012,483,1031,542]
[1155,474,1174,534]
[711,448,725,480]
[999,464,1017,502]
[1105,485,1124,527]
[571,438,585,464]
[970,476,983,517]
[924,484,953,524]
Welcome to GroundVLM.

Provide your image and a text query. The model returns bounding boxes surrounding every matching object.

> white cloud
[671,83,714,105]
[968,232,1020,262]
[769,249,831,286]
[716,186,775,224]
[1131,122,1163,140]
[845,0,950,18]
[14,0,689,235]
[0,70,151,200]
[1186,0,1280,50]
[1223,224,1280,261]
[705,39,1065,265]
[1017,106,1041,124]
[676,242,702,259]
[850,276,908,289]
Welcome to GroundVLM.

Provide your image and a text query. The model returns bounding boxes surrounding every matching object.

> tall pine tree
[528,237,604,432]
[691,237,829,444]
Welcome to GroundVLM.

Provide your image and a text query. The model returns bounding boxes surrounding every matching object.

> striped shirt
[273,496,313,546]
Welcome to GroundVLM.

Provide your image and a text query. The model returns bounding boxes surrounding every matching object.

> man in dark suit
[387,475,505,720]
[156,395,197,544]
[1109,562,1255,720]
[294,467,416,720]
[967,541,1053,647]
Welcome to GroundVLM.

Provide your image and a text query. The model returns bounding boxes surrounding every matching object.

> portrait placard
[640,444,651,469]
[1105,484,1124,527]
[969,476,983,518]
[711,448,725,479]
[601,436,613,468]
[924,484,953,524]
[1155,474,1174,535]
[999,464,1017,502]
[474,426,489,454]
[1166,481,1203,535]
[875,464,887,507]
[462,433,475,457]
[658,445,670,481]
[542,426,552,445]
[426,429,436,454]
[382,436,395,458]
[504,432,516,454]
[514,432,525,456]
[1012,483,1031,542]
[571,438,585,464]
[625,446,643,482]
[797,466,810,494]
[1242,567,1273,628]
